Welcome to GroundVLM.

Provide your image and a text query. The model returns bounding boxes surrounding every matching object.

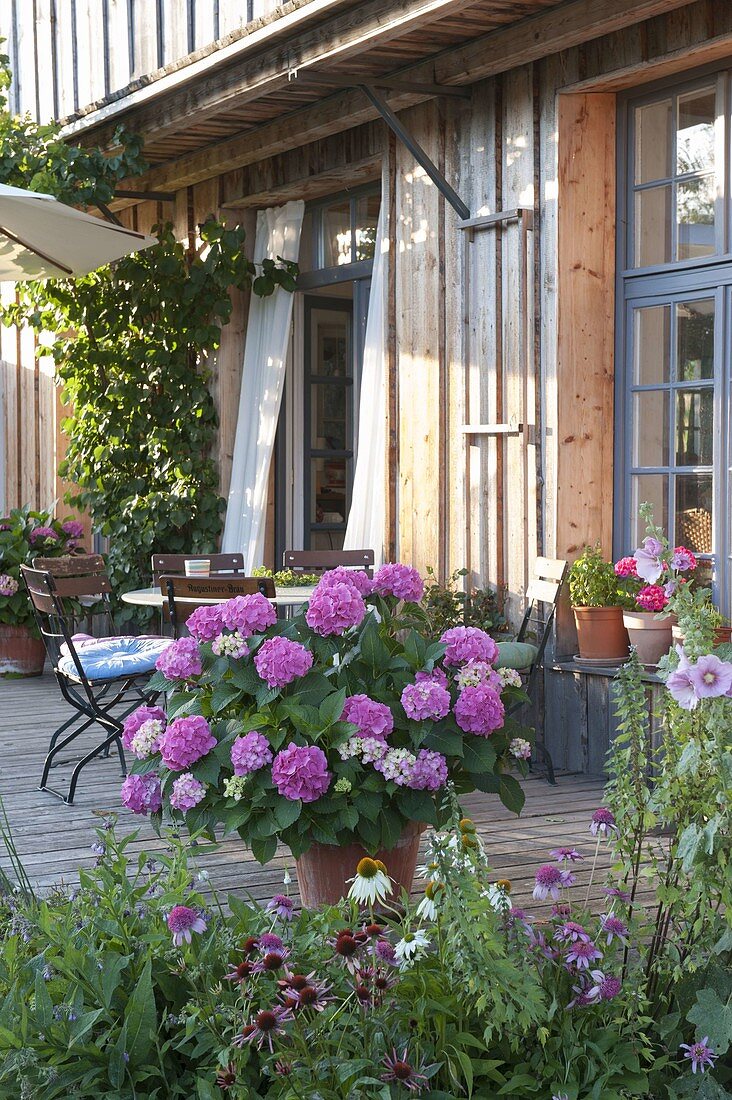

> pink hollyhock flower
[185,604,225,641]
[667,649,698,710]
[406,748,448,791]
[167,904,207,946]
[0,574,19,596]
[305,581,366,636]
[341,694,394,739]
[633,537,664,583]
[415,666,448,689]
[159,715,216,771]
[636,584,668,611]
[220,593,277,636]
[440,626,499,667]
[401,680,451,721]
[614,556,638,578]
[170,772,207,811]
[156,637,202,680]
[453,683,504,735]
[319,567,374,596]
[61,520,84,539]
[688,654,732,699]
[271,743,331,802]
[231,731,273,775]
[372,563,425,603]
[254,637,313,688]
[121,773,162,816]
[122,705,167,754]
[29,526,58,543]
[671,546,697,572]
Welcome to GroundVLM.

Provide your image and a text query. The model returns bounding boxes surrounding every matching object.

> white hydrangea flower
[223,775,249,801]
[498,667,522,688]
[211,631,249,659]
[130,719,164,759]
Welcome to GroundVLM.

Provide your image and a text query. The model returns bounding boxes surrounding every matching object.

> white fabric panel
[343,207,388,565]
[221,200,305,569]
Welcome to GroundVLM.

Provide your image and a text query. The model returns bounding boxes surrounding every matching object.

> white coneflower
[482,882,511,912]
[416,880,444,921]
[347,857,392,906]
[394,928,430,965]
[416,858,442,881]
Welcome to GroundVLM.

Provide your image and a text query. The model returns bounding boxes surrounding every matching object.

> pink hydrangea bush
[128,567,531,863]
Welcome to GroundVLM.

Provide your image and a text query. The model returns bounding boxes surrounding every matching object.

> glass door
[303,297,354,550]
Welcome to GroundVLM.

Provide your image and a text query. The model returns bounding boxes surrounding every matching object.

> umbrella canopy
[0,183,156,281]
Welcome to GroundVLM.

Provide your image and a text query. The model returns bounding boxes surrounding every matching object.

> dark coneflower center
[236,962,253,979]
[289,974,309,990]
[263,952,284,970]
[336,935,358,956]
[256,1011,277,1031]
[299,985,318,1005]
[394,1062,413,1080]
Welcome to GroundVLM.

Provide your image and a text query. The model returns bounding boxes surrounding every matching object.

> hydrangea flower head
[156,637,202,680]
[453,683,504,735]
[61,520,84,539]
[319,567,374,596]
[440,626,499,667]
[455,659,502,691]
[220,593,277,636]
[170,773,207,812]
[401,680,451,721]
[167,904,207,946]
[121,773,162,816]
[0,574,18,597]
[372,563,424,603]
[126,718,165,759]
[185,604,225,641]
[122,705,167,752]
[159,715,216,771]
[415,666,448,689]
[509,737,532,760]
[306,581,366,635]
[254,637,313,688]
[29,526,58,543]
[231,731,273,775]
[373,747,417,785]
[271,743,331,802]
[341,694,394,739]
[636,583,668,612]
[407,749,448,791]
[211,631,249,659]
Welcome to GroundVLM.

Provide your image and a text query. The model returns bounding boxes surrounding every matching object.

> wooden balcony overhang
[65,0,697,209]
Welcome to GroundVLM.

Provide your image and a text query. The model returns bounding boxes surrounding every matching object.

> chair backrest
[21,563,114,681]
[517,557,568,664]
[151,553,245,586]
[282,549,375,576]
[160,573,276,637]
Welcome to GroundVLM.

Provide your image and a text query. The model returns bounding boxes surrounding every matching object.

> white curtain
[343,207,388,565]
[221,200,304,569]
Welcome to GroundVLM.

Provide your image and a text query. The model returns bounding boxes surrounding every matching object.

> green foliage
[421,567,506,638]
[0,505,85,630]
[252,567,321,588]
[568,545,622,608]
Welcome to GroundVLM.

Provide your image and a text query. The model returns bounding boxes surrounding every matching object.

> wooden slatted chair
[496,557,568,785]
[160,573,276,638]
[282,549,375,576]
[21,559,169,804]
[151,552,245,587]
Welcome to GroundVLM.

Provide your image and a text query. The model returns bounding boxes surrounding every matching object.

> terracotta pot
[672,624,732,648]
[623,611,676,667]
[0,624,46,677]
[572,606,629,661]
[295,821,424,909]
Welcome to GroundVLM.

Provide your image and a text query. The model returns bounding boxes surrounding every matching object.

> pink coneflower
[587,970,622,1001]
[252,949,290,974]
[266,894,296,921]
[381,1047,433,1093]
[604,886,631,903]
[590,808,617,837]
[330,930,362,972]
[375,939,397,966]
[554,921,592,944]
[550,847,584,863]
[600,913,629,946]
[259,932,284,952]
[166,905,207,946]
[680,1037,718,1074]
[567,983,596,1009]
[284,978,332,1013]
[565,940,603,970]
[234,1005,293,1052]
[224,960,255,984]
[533,864,564,901]
[215,1063,238,1091]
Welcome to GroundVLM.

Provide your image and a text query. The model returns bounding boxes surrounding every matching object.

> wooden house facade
[2,0,730,770]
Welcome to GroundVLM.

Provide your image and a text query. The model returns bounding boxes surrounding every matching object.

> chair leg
[65,729,123,805]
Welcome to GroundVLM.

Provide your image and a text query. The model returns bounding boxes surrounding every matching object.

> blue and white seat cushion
[58,636,173,682]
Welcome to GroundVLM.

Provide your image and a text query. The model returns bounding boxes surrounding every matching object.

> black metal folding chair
[21,559,170,804]
[160,573,276,638]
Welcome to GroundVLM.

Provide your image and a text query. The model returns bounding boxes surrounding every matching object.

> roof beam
[220,153,382,209]
[112,0,696,200]
[293,71,472,98]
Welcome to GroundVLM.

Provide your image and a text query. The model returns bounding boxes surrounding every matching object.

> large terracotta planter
[0,624,46,677]
[623,611,676,667]
[573,606,629,661]
[295,821,424,909]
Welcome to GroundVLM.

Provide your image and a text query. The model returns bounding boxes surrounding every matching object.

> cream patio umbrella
[0,182,156,280]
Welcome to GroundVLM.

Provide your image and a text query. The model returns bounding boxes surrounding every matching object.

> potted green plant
[0,505,85,676]
[124,564,532,907]
[568,545,629,661]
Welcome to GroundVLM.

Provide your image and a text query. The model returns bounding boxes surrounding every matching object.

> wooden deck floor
[0,674,611,911]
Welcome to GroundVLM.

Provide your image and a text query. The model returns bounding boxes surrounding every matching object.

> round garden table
[120,586,316,609]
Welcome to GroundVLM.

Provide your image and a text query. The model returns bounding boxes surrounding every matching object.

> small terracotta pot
[0,624,46,677]
[623,611,676,667]
[295,821,424,909]
[573,606,629,660]
[672,624,732,648]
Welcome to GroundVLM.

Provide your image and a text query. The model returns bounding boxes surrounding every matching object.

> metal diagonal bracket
[359,84,470,221]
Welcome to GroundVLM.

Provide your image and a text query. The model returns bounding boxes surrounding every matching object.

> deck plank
[0,674,612,910]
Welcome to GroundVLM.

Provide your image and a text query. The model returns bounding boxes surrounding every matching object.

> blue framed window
[617,70,732,612]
